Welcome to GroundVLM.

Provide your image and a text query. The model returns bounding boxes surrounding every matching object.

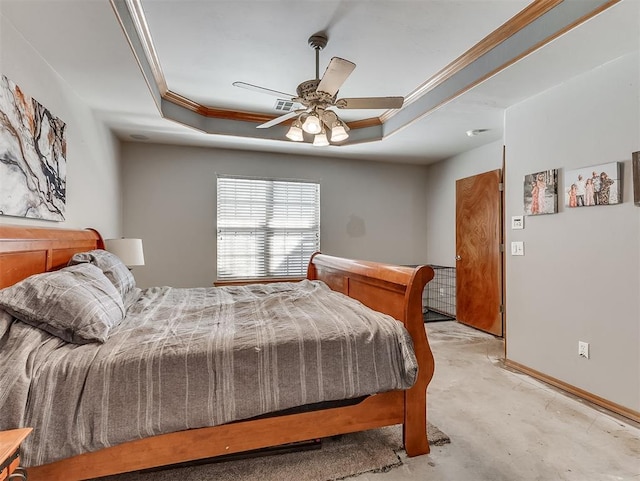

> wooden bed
[0,224,435,481]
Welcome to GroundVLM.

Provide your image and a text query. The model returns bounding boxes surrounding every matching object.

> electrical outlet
[578,341,590,359]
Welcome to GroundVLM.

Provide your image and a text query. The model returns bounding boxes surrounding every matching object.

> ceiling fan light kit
[286,113,348,144]
[302,112,322,134]
[285,120,304,142]
[312,129,330,147]
[234,33,404,147]
[330,121,349,142]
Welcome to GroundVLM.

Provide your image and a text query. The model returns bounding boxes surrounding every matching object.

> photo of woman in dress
[524,169,558,215]
[530,180,540,214]
[568,184,577,207]
[599,172,615,205]
[585,178,595,206]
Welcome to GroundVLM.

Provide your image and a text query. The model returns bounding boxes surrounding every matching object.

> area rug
[98,423,449,481]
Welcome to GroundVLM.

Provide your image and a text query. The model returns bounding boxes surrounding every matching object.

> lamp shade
[330,122,349,142]
[105,238,145,266]
[312,130,329,146]
[286,121,304,142]
[302,114,322,134]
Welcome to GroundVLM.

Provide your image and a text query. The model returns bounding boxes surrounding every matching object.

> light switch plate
[511,215,524,229]
[511,241,524,256]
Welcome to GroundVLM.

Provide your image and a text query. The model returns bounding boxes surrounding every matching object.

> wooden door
[455,169,503,336]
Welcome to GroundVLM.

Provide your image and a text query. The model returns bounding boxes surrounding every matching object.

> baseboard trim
[504,359,640,424]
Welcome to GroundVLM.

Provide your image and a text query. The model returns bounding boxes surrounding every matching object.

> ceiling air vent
[274,99,296,112]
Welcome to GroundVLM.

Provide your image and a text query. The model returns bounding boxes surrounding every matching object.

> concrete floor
[347,320,640,481]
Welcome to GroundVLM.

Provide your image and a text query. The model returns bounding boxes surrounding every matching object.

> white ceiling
[1,0,638,164]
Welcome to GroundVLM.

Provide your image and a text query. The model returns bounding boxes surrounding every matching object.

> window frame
[216,174,320,282]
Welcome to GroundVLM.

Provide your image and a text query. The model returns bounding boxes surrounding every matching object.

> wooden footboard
[0,226,434,480]
[307,253,435,455]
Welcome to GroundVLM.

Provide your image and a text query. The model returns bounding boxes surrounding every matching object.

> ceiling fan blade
[256,110,302,129]
[317,57,356,97]
[337,96,404,109]
[233,81,295,99]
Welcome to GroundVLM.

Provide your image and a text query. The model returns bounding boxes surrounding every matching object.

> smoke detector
[466,129,490,137]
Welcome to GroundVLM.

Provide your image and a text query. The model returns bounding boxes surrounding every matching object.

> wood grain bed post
[402,264,434,455]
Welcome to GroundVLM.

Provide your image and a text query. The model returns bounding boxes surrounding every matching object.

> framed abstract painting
[0,74,66,221]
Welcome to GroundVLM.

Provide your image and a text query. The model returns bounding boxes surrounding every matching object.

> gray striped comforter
[0,280,417,467]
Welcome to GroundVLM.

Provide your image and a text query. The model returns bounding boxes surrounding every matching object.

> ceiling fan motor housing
[296,79,337,106]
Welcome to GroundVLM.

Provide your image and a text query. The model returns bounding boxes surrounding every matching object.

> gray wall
[0,10,121,236]
[120,143,430,288]
[504,52,639,412]
[425,140,504,267]
[425,53,639,413]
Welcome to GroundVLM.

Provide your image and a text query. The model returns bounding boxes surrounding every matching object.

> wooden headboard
[0,225,104,289]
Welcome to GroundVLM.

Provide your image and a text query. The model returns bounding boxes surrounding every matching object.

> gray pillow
[68,249,136,301]
[0,263,125,344]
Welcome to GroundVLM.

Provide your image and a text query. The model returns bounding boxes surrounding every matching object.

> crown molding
[112,0,622,145]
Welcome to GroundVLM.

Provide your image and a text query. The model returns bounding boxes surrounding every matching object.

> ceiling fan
[233,34,404,146]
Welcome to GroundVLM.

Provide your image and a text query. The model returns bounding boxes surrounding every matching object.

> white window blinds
[216,175,320,280]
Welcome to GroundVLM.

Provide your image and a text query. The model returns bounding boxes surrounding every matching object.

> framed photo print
[633,152,639,206]
[564,162,621,208]
[524,169,558,215]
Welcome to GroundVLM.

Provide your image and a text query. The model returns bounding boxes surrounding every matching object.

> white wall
[0,12,121,236]
[504,52,639,412]
[425,140,504,266]
[120,142,430,288]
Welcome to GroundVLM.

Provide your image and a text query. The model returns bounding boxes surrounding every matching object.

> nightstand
[0,428,32,481]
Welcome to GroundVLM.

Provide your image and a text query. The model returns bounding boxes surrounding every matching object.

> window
[216,175,320,280]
